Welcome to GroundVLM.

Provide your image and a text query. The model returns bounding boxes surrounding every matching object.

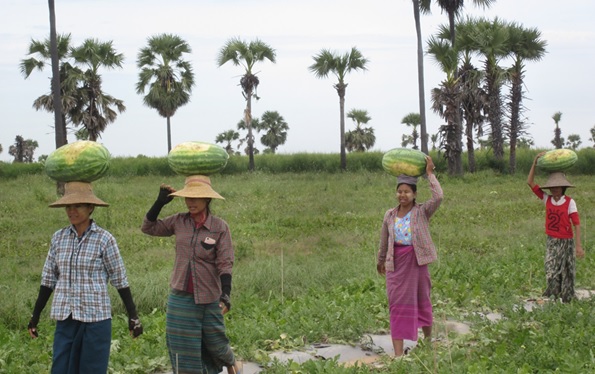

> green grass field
[0,167,594,373]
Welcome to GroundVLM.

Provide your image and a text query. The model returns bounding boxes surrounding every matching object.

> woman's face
[396,184,416,206]
[548,187,564,199]
[185,197,209,216]
[65,204,94,226]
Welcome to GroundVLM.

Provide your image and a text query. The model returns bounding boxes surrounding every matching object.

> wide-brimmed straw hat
[541,172,575,189]
[49,181,109,208]
[169,175,224,200]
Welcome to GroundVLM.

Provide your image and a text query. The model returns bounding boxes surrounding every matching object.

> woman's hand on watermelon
[425,156,435,175]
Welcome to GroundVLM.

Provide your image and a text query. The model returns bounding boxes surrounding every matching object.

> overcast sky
[1,0,594,162]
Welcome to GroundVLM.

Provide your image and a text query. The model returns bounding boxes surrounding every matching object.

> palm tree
[412,0,432,154]
[217,37,276,171]
[137,34,195,153]
[215,130,240,155]
[430,133,439,150]
[435,0,494,47]
[506,22,546,174]
[458,50,487,173]
[257,111,289,154]
[69,39,126,141]
[552,111,563,149]
[345,109,375,152]
[458,17,510,161]
[309,47,368,170]
[427,35,463,175]
[589,125,595,146]
[20,32,74,148]
[48,0,66,153]
[565,134,581,150]
[400,112,422,150]
[8,136,38,163]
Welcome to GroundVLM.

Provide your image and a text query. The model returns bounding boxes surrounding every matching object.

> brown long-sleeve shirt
[142,212,234,304]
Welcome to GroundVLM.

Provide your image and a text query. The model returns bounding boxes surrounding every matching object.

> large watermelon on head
[45,141,111,182]
[382,148,427,177]
[168,141,229,176]
[537,149,578,172]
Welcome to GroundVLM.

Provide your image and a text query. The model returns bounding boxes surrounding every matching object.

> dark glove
[28,285,53,338]
[146,185,174,221]
[156,185,174,205]
[117,287,142,337]
[128,317,143,338]
[220,273,232,310]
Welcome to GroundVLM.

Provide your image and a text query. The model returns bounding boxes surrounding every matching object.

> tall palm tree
[345,109,375,152]
[413,0,432,154]
[215,129,240,155]
[458,17,510,161]
[217,37,276,171]
[506,22,546,174]
[400,112,422,150]
[48,0,66,152]
[552,111,563,149]
[20,32,74,148]
[257,111,289,154]
[427,35,463,175]
[69,39,126,141]
[309,47,368,170]
[448,18,491,172]
[137,34,195,153]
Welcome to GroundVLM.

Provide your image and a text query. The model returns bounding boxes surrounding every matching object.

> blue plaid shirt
[41,220,130,322]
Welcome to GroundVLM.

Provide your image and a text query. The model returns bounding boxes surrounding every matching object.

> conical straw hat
[49,181,109,207]
[540,172,575,189]
[169,175,224,200]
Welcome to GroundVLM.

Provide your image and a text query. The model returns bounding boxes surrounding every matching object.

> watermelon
[537,149,578,172]
[382,148,427,177]
[168,141,229,176]
[45,141,111,182]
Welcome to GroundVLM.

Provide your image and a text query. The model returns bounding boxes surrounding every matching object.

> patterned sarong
[544,236,576,302]
[386,244,433,341]
[166,290,235,374]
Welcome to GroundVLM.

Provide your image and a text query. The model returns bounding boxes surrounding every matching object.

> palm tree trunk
[465,120,476,173]
[166,116,172,153]
[338,87,347,171]
[246,96,255,171]
[413,0,429,154]
[48,0,65,195]
[508,71,523,174]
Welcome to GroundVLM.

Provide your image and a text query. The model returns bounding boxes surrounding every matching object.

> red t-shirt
[532,185,580,239]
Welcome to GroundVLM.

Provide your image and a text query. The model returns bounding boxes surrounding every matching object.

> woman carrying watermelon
[27,181,143,373]
[377,156,442,357]
[141,175,242,374]
[527,152,584,303]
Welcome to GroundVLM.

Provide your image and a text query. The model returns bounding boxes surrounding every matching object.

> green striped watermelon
[168,141,229,176]
[45,141,111,182]
[382,148,427,177]
[537,149,578,172]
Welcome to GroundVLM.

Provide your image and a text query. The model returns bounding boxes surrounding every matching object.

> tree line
[10,1,593,173]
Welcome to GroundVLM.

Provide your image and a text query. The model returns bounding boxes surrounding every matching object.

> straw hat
[169,175,224,200]
[541,172,575,189]
[49,181,109,208]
